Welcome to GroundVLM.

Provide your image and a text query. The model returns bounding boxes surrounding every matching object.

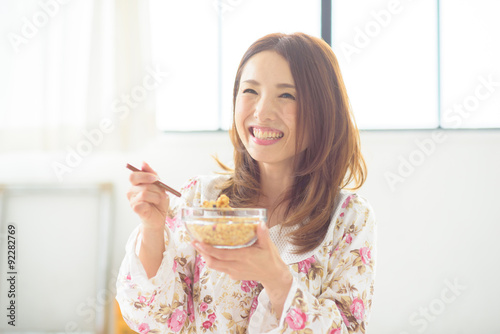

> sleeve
[248,194,376,334]
[115,177,201,333]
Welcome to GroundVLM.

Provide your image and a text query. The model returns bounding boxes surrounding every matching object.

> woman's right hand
[126,161,170,230]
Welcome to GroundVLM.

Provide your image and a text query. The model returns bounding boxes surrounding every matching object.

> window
[151,0,321,131]
[152,0,500,131]
[332,0,438,129]
[440,0,500,129]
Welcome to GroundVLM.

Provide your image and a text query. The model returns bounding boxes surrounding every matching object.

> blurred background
[0,0,499,333]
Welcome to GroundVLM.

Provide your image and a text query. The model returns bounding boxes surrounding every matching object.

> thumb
[141,161,158,175]
[256,221,270,247]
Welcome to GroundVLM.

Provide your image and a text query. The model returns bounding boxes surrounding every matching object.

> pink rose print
[194,255,205,283]
[172,260,178,272]
[126,273,131,280]
[298,256,316,274]
[182,179,197,191]
[167,309,187,332]
[285,307,307,330]
[345,233,352,244]
[187,295,194,317]
[350,298,365,321]
[202,320,213,329]
[208,312,216,322]
[138,323,150,334]
[200,302,208,312]
[138,295,146,303]
[241,280,258,292]
[329,329,341,334]
[342,195,354,209]
[184,275,192,287]
[338,308,350,327]
[359,247,371,265]
[147,292,156,306]
[249,295,259,318]
[166,215,182,231]
[241,282,250,293]
[340,212,344,217]
[248,280,258,288]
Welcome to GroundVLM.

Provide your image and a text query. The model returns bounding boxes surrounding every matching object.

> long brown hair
[217,32,366,254]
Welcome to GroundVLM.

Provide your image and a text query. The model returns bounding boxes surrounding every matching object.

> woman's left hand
[192,222,293,300]
[192,222,288,282]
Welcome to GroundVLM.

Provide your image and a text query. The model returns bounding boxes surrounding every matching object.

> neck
[258,162,294,208]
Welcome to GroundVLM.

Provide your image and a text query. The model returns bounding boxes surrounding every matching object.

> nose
[253,96,275,121]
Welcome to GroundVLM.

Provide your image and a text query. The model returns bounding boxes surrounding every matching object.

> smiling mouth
[250,127,284,140]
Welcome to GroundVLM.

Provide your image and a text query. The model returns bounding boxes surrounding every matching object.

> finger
[195,247,238,273]
[131,201,152,217]
[141,161,158,175]
[194,242,248,262]
[127,184,166,201]
[129,171,158,186]
[130,189,166,207]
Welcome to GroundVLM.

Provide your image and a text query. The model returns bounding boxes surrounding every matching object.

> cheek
[284,107,298,134]
[234,97,251,136]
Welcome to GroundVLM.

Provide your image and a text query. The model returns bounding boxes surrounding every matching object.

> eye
[243,88,257,94]
[280,93,296,100]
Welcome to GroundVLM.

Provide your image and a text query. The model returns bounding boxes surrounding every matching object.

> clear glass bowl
[181,207,267,249]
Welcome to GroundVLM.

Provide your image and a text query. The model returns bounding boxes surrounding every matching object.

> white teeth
[252,128,283,140]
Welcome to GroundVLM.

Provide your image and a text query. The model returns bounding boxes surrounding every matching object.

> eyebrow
[242,79,295,89]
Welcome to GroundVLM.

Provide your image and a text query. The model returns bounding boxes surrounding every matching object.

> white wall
[0,129,499,333]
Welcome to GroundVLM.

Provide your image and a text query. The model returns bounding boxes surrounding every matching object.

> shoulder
[329,190,376,236]
[328,190,375,239]
[337,190,374,219]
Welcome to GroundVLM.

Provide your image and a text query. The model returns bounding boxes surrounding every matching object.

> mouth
[249,126,284,141]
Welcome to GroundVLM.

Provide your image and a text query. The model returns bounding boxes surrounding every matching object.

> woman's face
[235,51,303,172]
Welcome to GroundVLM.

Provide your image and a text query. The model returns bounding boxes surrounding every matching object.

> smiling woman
[116,32,376,334]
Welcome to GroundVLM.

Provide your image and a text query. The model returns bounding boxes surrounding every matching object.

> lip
[249,126,284,146]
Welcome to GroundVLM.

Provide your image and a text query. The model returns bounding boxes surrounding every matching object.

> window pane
[220,0,322,130]
[1,0,94,129]
[151,0,219,131]
[332,0,439,129]
[1,0,45,128]
[440,0,500,129]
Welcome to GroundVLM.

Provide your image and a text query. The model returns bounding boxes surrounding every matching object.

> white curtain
[0,0,155,152]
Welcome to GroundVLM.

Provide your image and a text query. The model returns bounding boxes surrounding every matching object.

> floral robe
[116,175,376,333]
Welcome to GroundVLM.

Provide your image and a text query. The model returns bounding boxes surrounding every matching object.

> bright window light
[440,0,500,129]
[332,0,439,129]
[150,0,220,131]
[152,0,321,131]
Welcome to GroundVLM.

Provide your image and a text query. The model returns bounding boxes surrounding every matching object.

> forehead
[240,51,295,85]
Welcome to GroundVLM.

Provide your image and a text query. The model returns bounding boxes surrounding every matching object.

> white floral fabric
[116,175,376,334]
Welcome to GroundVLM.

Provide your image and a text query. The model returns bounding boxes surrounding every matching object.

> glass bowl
[181,207,267,249]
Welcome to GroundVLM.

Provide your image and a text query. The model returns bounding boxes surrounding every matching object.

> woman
[116,32,376,333]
